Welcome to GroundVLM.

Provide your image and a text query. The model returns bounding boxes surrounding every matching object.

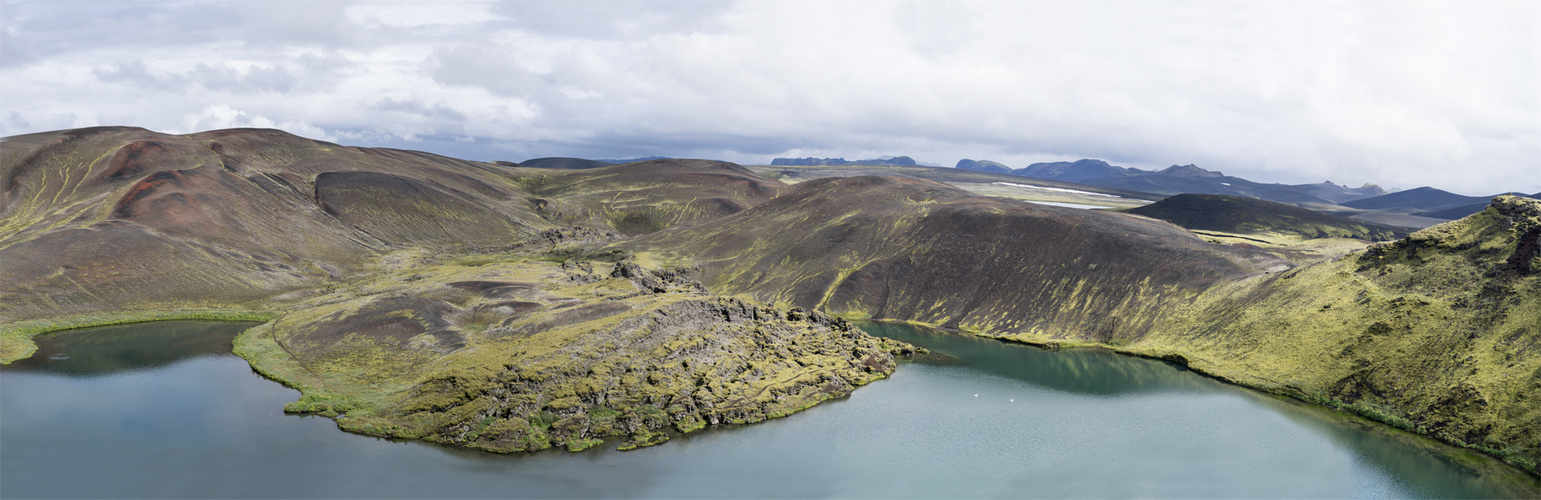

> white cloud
[2,0,1537,195]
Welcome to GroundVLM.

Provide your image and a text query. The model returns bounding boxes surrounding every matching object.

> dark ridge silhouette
[1013,159,1137,183]
[955,158,1011,174]
[517,157,614,170]
[1342,187,1493,215]
[1127,193,1407,241]
[1004,158,1386,204]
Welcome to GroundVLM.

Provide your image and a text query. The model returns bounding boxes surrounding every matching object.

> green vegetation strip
[1113,347,1541,476]
[930,320,1540,479]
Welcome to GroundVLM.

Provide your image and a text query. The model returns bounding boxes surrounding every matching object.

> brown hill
[1,127,555,321]
[623,175,1288,340]
[623,176,1541,473]
[0,129,778,323]
[4,128,1537,474]
[0,127,896,455]
[506,159,784,235]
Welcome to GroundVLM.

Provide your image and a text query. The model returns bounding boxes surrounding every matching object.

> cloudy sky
[2,1,1536,195]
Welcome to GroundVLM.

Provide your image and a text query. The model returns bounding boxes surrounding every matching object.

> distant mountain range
[1340,186,1490,214]
[954,159,1012,174]
[960,158,1386,205]
[958,157,1534,220]
[772,156,918,166]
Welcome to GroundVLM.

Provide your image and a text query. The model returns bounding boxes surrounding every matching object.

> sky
[2,0,1537,195]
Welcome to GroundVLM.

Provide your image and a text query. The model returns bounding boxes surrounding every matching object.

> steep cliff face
[234,254,913,453]
[1125,195,1541,471]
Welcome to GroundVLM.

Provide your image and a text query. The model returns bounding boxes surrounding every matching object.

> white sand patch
[991,182,1124,198]
[1022,200,1115,210]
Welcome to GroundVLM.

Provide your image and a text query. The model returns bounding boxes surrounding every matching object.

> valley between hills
[1,127,1537,478]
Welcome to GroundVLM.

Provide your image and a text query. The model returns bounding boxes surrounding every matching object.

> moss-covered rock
[235,256,912,453]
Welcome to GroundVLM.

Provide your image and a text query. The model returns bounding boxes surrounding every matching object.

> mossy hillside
[0,220,320,324]
[1123,196,1541,472]
[2,128,542,251]
[1184,231,1378,266]
[507,159,785,235]
[624,175,1287,341]
[313,171,544,246]
[236,253,914,453]
[8,128,1535,473]
[1,128,554,322]
[624,176,1539,474]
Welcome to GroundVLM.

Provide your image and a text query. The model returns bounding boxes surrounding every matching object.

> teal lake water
[2,320,1536,498]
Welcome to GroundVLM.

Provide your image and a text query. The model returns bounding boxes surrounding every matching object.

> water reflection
[864,321,1541,498]
[1249,393,1540,498]
[2,320,1536,498]
[3,321,256,376]
[862,321,1220,396]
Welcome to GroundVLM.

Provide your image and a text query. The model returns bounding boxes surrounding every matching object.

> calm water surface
[2,321,1536,498]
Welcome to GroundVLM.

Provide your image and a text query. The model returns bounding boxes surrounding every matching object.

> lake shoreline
[6,312,1539,485]
[5,319,1539,498]
[867,319,1541,482]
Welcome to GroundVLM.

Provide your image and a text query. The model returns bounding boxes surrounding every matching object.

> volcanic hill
[3,127,1538,476]
[626,185,1541,473]
[1343,186,1498,219]
[623,175,1288,338]
[1,127,908,453]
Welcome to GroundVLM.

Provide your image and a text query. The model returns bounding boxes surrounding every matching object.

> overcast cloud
[2,0,1536,195]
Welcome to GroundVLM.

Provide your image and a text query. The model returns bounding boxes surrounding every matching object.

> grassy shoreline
[1108,345,1541,478]
[872,319,1541,482]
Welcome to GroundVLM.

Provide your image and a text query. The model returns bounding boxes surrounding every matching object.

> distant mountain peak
[955,159,1012,174]
[1161,164,1224,178]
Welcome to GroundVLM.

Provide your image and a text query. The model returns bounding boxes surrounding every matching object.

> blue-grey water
[2,321,1536,498]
